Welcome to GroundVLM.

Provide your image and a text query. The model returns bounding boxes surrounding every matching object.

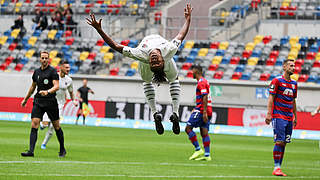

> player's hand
[21,99,27,107]
[184,3,193,21]
[265,114,272,125]
[73,100,78,107]
[203,113,208,124]
[39,90,48,96]
[79,98,83,102]
[86,13,102,30]
[293,119,297,127]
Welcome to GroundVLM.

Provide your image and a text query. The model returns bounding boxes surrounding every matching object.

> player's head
[59,60,70,75]
[83,78,88,86]
[191,64,203,79]
[149,49,164,73]
[283,59,295,76]
[39,50,49,67]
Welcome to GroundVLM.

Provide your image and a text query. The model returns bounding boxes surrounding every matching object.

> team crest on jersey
[44,79,49,84]
[142,44,147,48]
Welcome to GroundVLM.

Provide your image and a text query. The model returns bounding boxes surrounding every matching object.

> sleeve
[162,38,181,60]
[32,71,37,82]
[269,78,278,95]
[51,69,59,80]
[198,82,208,96]
[294,82,298,98]
[122,46,148,63]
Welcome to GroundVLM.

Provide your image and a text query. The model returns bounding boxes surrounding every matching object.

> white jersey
[55,74,73,105]
[122,34,181,83]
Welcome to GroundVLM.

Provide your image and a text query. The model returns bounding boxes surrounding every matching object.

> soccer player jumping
[87,4,193,135]
[265,59,297,176]
[185,65,212,161]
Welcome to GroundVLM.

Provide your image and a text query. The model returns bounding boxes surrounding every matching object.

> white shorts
[43,104,64,122]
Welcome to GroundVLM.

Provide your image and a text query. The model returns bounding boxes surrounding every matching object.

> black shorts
[31,98,59,121]
[79,101,88,110]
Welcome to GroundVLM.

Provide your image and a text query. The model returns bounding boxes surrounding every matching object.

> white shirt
[55,74,73,105]
[122,35,181,82]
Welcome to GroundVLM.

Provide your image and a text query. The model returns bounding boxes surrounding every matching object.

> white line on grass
[0,160,319,171]
[0,173,319,179]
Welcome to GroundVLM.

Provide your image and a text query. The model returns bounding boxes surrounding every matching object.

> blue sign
[256,88,269,99]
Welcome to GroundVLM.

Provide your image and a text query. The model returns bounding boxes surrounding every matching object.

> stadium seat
[294,66,301,74]
[219,41,229,50]
[49,50,58,59]
[254,35,263,44]
[215,49,225,57]
[65,38,74,46]
[232,72,242,80]
[280,36,289,45]
[245,42,255,51]
[221,56,231,64]
[198,48,208,57]
[182,62,192,70]
[121,40,130,46]
[210,42,220,49]
[212,56,223,65]
[100,46,110,53]
[306,52,316,60]
[131,61,139,69]
[208,64,218,71]
[269,50,279,59]
[125,68,136,76]
[247,57,259,66]
[241,72,251,80]
[87,52,96,60]
[10,29,20,39]
[186,70,193,78]
[80,51,89,61]
[242,50,252,58]
[251,50,262,58]
[8,43,17,51]
[263,35,272,44]
[0,36,8,45]
[184,40,195,49]
[213,71,224,79]
[313,60,320,68]
[288,51,298,60]
[230,57,240,64]
[235,65,245,72]
[96,39,105,46]
[103,52,113,63]
[266,58,276,66]
[309,44,318,53]
[28,37,37,46]
[109,67,119,76]
[260,73,271,81]
[298,74,308,82]
[47,30,57,40]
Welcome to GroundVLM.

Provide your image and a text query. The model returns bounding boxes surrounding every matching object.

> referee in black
[21,50,66,157]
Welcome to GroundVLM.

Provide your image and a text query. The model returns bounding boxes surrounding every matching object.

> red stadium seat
[294,66,301,74]
[208,64,218,71]
[182,62,192,70]
[306,52,316,60]
[150,0,156,7]
[214,71,224,79]
[242,50,252,58]
[210,42,220,49]
[96,39,105,46]
[14,63,24,72]
[263,35,272,44]
[110,68,119,76]
[96,0,104,4]
[232,72,242,80]
[230,57,240,64]
[64,30,72,37]
[86,3,94,8]
[121,40,130,46]
[280,6,288,16]
[266,58,276,66]
[288,6,296,16]
[87,52,96,60]
[65,38,74,45]
[8,43,17,51]
[298,74,308,82]
[313,61,320,67]
[0,63,8,71]
[36,3,43,7]
[186,70,193,78]
[260,73,270,81]
[5,56,14,64]
[25,0,31,3]
[295,59,304,67]
[269,51,279,59]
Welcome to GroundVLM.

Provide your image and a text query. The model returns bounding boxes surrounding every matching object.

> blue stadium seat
[221,56,230,64]
[70,65,79,74]
[173,55,178,62]
[186,56,195,63]
[82,0,89,4]
[126,68,136,76]
[128,40,138,48]
[215,49,225,56]
[68,0,76,3]
[309,44,318,53]
[269,74,280,80]
[61,45,70,53]
[55,30,64,39]
[307,75,317,83]
[189,48,199,56]
[23,44,31,50]
[179,41,186,51]
[231,5,240,12]
[299,37,308,46]
[240,5,249,17]
[32,30,42,37]
[241,72,251,80]
[235,65,245,72]
[22,36,29,45]
[280,36,289,45]
[251,50,262,58]
[6,36,14,44]
[4,30,11,36]
[68,59,76,66]
[275,58,284,66]
[316,6,320,17]
[20,57,29,65]
[64,51,72,60]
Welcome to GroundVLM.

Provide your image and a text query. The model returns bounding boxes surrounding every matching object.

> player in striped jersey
[87,4,193,135]
[185,65,213,161]
[265,59,297,176]
[40,60,77,150]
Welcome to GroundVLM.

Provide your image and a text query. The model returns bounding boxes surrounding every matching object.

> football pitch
[0,120,319,180]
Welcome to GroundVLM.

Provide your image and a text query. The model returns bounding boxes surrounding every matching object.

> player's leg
[21,102,45,157]
[47,104,66,157]
[195,116,211,161]
[76,102,82,125]
[41,123,54,149]
[82,102,87,125]
[185,111,203,160]
[169,78,181,134]
[40,114,49,130]
[272,118,287,176]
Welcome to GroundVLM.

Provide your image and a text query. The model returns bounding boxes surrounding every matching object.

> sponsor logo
[283,88,293,96]
[269,84,275,91]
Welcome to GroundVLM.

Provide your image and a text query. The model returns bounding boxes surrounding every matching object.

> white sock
[42,123,54,145]
[169,80,181,115]
[143,82,157,115]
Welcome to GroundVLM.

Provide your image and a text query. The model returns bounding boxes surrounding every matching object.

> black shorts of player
[31,98,59,121]
[79,101,88,110]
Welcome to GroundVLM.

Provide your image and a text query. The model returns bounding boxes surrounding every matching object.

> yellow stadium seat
[289,36,299,46]
[25,49,35,58]
[51,57,61,67]
[11,29,20,38]
[288,51,298,60]
[219,41,229,50]
[49,50,58,59]
[131,61,139,69]
[80,51,89,61]
[291,43,301,52]
[0,36,8,45]
[282,0,291,7]
[248,57,259,65]
[290,74,298,81]
[100,46,110,53]
[119,0,127,5]
[198,48,208,57]
[103,52,114,61]
[28,37,37,46]
[211,56,222,65]
[1,0,4,5]
[130,4,138,15]
[184,41,195,49]
[316,53,320,61]
[104,59,110,64]
[245,42,255,51]
[48,30,57,40]
[219,11,229,24]
[15,2,22,7]
[104,0,112,5]
[254,35,264,44]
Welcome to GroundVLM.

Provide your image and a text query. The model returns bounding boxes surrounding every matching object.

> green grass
[0,120,319,180]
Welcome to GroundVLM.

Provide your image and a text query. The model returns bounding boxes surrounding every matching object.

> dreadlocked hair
[151,68,167,85]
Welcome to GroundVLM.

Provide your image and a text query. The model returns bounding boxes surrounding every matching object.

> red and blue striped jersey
[269,76,297,121]
[195,77,212,115]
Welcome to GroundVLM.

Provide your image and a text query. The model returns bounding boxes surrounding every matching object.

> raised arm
[86,13,124,53]
[174,3,193,42]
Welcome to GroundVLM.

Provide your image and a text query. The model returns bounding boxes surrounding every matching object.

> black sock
[83,116,86,125]
[55,128,65,152]
[29,128,38,153]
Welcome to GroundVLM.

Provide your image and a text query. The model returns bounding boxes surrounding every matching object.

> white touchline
[0,160,319,171]
[0,173,319,179]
